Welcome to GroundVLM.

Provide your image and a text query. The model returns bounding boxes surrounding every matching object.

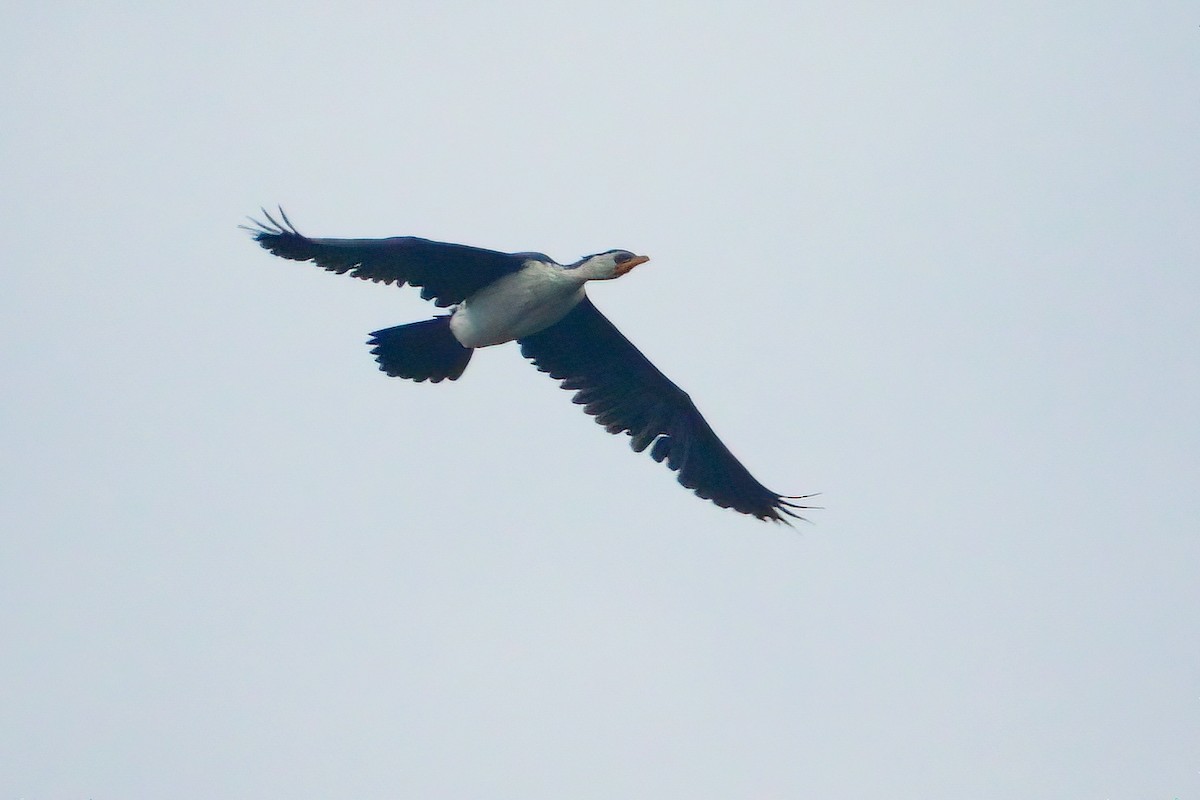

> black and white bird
[245,209,812,523]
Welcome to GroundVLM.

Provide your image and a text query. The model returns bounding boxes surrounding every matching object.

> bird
[244,208,813,523]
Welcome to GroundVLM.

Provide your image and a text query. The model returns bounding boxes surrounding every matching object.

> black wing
[519,296,811,523]
[244,208,529,307]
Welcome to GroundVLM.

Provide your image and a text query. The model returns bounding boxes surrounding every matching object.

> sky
[2,2,1198,798]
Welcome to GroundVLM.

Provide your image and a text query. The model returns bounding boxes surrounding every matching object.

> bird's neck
[569,255,618,282]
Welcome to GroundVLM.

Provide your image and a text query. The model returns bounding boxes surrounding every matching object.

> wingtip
[240,205,302,240]
[770,492,821,526]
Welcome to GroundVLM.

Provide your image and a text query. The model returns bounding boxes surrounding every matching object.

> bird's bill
[616,254,650,276]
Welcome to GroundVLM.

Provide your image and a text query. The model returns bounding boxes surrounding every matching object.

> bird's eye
[613,252,633,264]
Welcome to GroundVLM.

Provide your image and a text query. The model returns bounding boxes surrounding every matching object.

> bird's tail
[368,316,473,383]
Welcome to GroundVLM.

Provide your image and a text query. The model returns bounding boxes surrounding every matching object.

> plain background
[3,3,1197,798]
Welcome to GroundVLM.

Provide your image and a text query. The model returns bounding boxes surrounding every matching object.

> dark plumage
[520,297,810,521]
[249,208,531,307]
[245,208,813,523]
[369,316,472,383]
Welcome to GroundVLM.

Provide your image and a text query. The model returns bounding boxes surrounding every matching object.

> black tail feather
[368,316,473,383]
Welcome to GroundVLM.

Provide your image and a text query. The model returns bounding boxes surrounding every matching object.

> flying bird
[244,209,812,523]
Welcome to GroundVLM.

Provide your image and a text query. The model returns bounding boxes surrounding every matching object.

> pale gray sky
[3,3,1198,798]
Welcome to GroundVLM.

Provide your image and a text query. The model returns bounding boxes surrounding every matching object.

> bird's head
[570,249,650,280]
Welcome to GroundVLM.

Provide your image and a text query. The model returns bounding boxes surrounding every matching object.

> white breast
[449,260,586,348]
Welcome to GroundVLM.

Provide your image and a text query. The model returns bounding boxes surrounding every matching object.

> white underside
[449,260,586,348]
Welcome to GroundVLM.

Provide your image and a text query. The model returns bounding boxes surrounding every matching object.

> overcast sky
[3,3,1198,798]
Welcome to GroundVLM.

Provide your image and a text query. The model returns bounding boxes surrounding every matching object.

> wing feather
[519,296,811,522]
[244,208,529,307]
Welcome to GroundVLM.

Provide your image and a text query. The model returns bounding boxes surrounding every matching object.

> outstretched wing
[519,296,811,522]
[244,208,531,307]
